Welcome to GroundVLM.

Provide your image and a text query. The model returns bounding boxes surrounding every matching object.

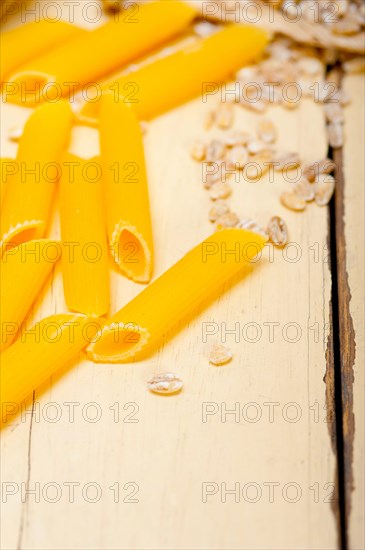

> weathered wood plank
[0,3,341,548]
[1,96,338,550]
[340,73,365,550]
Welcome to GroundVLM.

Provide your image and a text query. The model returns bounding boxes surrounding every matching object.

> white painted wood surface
[0,2,353,549]
[0,91,338,550]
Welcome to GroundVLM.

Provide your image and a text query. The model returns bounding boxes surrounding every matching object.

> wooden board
[342,73,365,550]
[2,2,363,549]
[1,98,338,550]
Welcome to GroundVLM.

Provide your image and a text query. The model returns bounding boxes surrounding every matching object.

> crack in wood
[324,66,356,550]
[324,68,356,550]
[332,142,356,545]
[324,290,340,539]
[16,391,36,550]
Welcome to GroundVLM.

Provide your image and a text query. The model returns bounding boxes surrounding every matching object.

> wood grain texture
[341,73,365,550]
[1,95,338,550]
[0,3,344,549]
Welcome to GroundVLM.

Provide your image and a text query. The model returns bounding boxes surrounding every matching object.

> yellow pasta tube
[0,314,99,423]
[87,228,267,363]
[0,239,61,351]
[60,154,110,317]
[100,94,153,283]
[80,24,269,124]
[0,101,73,251]
[4,1,197,106]
[0,19,83,83]
[0,158,15,205]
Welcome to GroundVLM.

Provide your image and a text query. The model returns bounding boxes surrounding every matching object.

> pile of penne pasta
[0,1,269,422]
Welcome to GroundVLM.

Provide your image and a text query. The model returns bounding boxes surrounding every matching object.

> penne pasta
[0,158,15,206]
[0,101,73,252]
[0,239,61,351]
[100,94,153,283]
[0,314,100,423]
[0,19,83,83]
[60,153,110,317]
[4,1,197,106]
[87,228,267,363]
[79,25,269,125]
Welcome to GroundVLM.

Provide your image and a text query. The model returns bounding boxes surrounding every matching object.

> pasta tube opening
[1,221,44,253]
[112,225,152,283]
[5,2,197,107]
[87,228,267,363]
[89,323,147,362]
[100,95,154,283]
[5,71,55,105]
[0,101,72,251]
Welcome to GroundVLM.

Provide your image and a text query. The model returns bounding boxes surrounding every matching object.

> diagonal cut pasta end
[111,222,152,284]
[4,71,55,106]
[87,322,150,363]
[1,220,44,255]
[87,228,267,364]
